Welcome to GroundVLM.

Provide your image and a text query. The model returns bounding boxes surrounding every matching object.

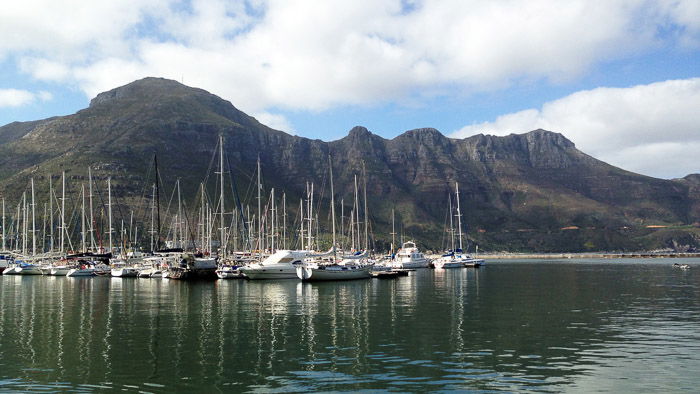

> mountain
[1,77,698,252]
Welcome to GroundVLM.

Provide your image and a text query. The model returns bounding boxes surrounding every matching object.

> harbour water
[1,259,699,392]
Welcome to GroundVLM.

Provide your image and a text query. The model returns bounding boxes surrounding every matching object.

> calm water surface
[1,259,699,392]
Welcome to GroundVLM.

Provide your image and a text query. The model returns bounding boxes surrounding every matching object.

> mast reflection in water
[0,258,699,391]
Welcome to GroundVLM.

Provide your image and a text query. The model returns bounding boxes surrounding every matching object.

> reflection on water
[0,259,699,391]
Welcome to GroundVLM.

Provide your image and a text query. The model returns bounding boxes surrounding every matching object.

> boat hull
[398,259,431,269]
[433,261,464,269]
[165,267,217,280]
[16,266,43,275]
[241,263,299,279]
[297,265,371,281]
[138,268,163,278]
[111,268,139,277]
[216,268,246,279]
[66,268,95,277]
[462,258,485,267]
[49,267,72,276]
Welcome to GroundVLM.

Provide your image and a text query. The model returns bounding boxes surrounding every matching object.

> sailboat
[164,252,218,279]
[110,260,139,277]
[296,156,372,281]
[451,182,484,267]
[433,193,465,269]
[242,158,313,280]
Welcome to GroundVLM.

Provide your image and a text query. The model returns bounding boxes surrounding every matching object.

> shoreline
[475,252,700,259]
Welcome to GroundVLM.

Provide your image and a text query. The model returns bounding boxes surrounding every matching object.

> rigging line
[132,160,157,238]
[198,135,220,199]
[227,155,250,250]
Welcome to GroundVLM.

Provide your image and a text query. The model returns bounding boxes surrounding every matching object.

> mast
[307,183,313,251]
[391,208,396,256]
[282,191,286,250]
[42,203,46,253]
[60,171,65,254]
[15,201,20,252]
[120,219,125,257]
[22,192,27,255]
[350,208,355,251]
[340,198,344,251]
[81,184,87,252]
[363,161,368,251]
[150,183,156,252]
[219,135,225,258]
[31,178,36,256]
[353,175,359,251]
[154,155,161,251]
[270,188,275,252]
[129,210,133,252]
[257,155,261,256]
[329,155,336,259]
[88,168,95,250]
[176,178,182,249]
[455,182,463,250]
[200,183,206,252]
[1,197,4,251]
[108,177,113,253]
[49,176,53,252]
[299,198,305,251]
[448,193,454,251]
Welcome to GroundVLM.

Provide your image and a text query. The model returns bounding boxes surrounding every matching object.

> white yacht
[66,265,96,277]
[240,250,310,280]
[138,256,167,278]
[432,252,466,269]
[296,260,372,281]
[111,260,139,277]
[394,241,430,268]
[216,265,245,279]
[296,251,373,281]
[457,251,485,267]
[49,265,72,276]
[11,262,43,275]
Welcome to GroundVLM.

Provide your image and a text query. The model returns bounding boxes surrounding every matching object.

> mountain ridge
[0,77,698,252]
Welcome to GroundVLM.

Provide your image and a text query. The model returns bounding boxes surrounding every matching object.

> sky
[0,0,699,179]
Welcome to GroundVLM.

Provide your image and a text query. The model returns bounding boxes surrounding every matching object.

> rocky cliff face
[1,77,698,252]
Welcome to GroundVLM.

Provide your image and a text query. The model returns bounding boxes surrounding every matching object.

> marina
[1,2,698,392]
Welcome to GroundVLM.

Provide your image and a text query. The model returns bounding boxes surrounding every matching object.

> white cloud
[451,78,700,179]
[0,89,34,107]
[3,0,699,116]
[0,88,51,108]
[252,112,296,134]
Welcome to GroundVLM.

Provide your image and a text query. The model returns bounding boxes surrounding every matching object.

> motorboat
[216,265,245,279]
[394,241,430,268]
[164,254,218,280]
[240,250,310,280]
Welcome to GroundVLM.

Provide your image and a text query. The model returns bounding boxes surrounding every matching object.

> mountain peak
[348,125,372,138]
[523,128,575,149]
[401,127,442,137]
[89,77,196,108]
